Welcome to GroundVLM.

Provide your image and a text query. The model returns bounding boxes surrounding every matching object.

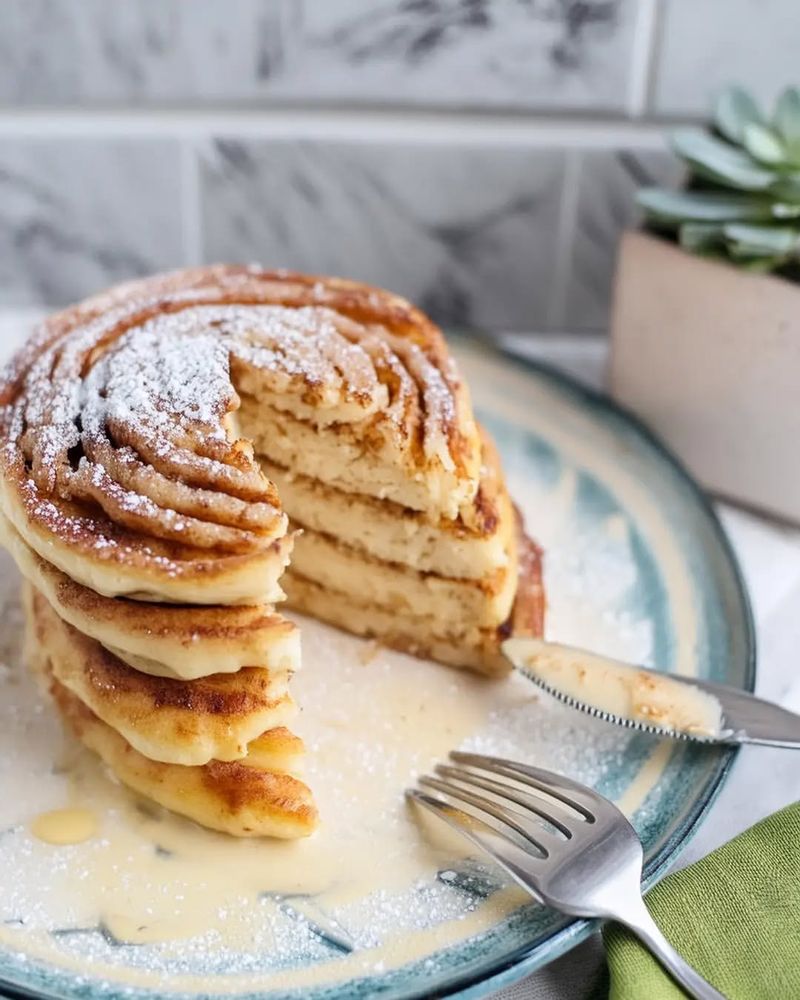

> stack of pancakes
[0,266,544,838]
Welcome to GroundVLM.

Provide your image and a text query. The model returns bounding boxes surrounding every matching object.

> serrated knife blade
[502,638,800,748]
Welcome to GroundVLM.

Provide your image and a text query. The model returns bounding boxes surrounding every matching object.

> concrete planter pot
[610,230,800,524]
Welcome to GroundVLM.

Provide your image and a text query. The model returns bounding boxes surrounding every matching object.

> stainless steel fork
[408,751,726,1000]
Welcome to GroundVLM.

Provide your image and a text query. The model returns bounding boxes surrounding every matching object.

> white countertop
[1,312,798,999]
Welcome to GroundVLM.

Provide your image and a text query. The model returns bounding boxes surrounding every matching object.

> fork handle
[614,895,727,1000]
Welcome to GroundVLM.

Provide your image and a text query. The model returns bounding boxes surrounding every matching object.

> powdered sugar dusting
[84,324,234,446]
[8,297,472,537]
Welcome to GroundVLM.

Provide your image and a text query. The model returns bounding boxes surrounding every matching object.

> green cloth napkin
[604,802,800,1000]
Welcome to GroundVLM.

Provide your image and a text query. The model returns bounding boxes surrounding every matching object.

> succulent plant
[638,85,800,274]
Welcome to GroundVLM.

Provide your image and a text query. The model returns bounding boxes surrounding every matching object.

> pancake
[28,586,297,767]
[24,590,316,838]
[1,265,547,838]
[0,269,482,605]
[238,394,477,518]
[49,677,317,839]
[0,513,300,680]
[285,522,544,678]
[259,431,513,581]
[0,469,295,606]
[287,527,518,630]
[241,727,306,774]
[275,429,525,671]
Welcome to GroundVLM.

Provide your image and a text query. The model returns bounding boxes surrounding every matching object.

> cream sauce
[505,638,723,738]
[30,807,98,845]
[0,619,545,966]
[0,611,650,994]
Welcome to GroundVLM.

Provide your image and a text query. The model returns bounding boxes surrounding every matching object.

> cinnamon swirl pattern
[0,265,544,837]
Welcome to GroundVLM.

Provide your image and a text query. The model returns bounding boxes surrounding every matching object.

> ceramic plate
[0,334,754,1000]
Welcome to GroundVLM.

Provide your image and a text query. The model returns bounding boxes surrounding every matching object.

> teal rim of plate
[0,332,757,1000]
[438,331,756,999]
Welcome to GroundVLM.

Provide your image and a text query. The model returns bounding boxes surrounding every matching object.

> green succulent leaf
[767,174,800,202]
[678,222,727,252]
[637,187,790,224]
[642,85,800,275]
[771,195,800,216]
[742,122,786,165]
[727,241,786,261]
[773,87,800,161]
[714,86,765,143]
[723,223,800,254]
[737,255,787,273]
[671,129,775,190]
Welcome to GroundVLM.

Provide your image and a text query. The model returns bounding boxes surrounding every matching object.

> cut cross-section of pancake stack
[0,265,545,839]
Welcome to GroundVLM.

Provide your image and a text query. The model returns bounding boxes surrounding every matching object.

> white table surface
[1,313,798,999]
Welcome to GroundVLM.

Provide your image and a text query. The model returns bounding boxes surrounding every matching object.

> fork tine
[419,774,553,856]
[435,763,577,838]
[449,752,601,820]
[406,788,547,902]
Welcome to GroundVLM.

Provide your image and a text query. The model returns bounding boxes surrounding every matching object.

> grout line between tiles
[545,151,582,329]
[180,139,202,266]
[0,107,690,147]
[626,0,661,118]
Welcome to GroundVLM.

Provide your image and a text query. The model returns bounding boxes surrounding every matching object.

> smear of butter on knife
[503,638,723,739]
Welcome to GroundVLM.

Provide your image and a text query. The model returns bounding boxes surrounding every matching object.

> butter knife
[503,637,800,748]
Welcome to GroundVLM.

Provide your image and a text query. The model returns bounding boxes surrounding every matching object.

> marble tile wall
[564,149,685,330]
[0,0,639,111]
[199,140,565,329]
[0,0,794,330]
[0,138,184,305]
[653,0,800,116]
